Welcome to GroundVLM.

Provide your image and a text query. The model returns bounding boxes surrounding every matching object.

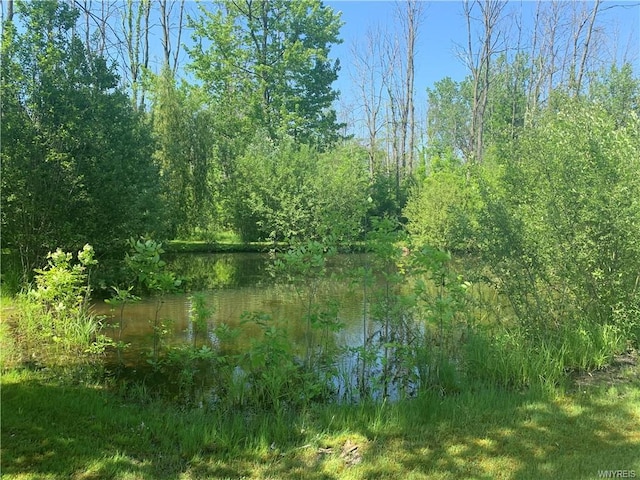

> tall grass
[465,319,628,391]
[3,237,636,414]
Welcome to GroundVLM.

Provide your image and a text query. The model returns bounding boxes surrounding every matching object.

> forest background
[2,2,640,478]
[2,0,639,282]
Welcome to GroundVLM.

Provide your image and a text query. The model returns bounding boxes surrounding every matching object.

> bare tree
[67,0,119,59]
[570,0,602,95]
[525,1,608,106]
[159,0,186,74]
[459,0,506,163]
[350,25,389,178]
[525,0,548,117]
[349,1,424,187]
[382,32,404,187]
[396,0,424,174]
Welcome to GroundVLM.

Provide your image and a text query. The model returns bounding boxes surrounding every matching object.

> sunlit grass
[166,238,276,253]
[0,311,20,369]
[2,365,638,479]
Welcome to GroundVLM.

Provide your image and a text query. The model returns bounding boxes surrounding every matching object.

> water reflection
[95,253,369,362]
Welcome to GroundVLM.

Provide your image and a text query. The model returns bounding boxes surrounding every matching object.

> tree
[1,0,164,281]
[588,63,640,126]
[404,165,481,251]
[459,0,507,164]
[158,0,186,74]
[230,134,368,243]
[478,98,640,331]
[350,24,389,178]
[425,77,472,163]
[187,0,344,148]
[149,67,219,238]
[484,53,529,148]
[119,0,151,111]
[397,0,423,175]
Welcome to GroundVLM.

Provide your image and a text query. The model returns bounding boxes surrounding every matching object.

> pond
[93,251,480,403]
[95,252,372,365]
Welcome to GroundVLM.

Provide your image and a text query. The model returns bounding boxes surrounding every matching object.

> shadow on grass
[2,370,638,479]
[321,383,640,480]
[1,371,339,479]
[1,375,243,479]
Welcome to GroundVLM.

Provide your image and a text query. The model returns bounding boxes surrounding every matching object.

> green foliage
[366,171,410,223]
[125,238,181,295]
[352,218,418,400]
[162,344,220,406]
[0,1,165,282]
[425,76,472,161]
[240,312,299,409]
[404,165,482,251]
[148,68,220,238]
[0,319,20,370]
[588,63,640,127]
[14,244,110,363]
[479,99,640,334]
[411,246,469,374]
[273,238,343,373]
[484,53,529,147]
[466,320,627,390]
[31,244,97,319]
[187,0,344,148]
[125,237,181,364]
[230,135,368,242]
[189,293,213,349]
[314,143,371,244]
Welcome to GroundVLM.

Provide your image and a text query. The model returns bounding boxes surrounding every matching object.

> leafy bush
[478,99,640,334]
[230,134,368,243]
[13,245,110,364]
[404,165,482,251]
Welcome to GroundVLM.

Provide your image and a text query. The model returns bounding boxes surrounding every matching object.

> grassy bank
[166,240,278,254]
[165,239,366,254]
[2,237,639,479]
[2,362,639,480]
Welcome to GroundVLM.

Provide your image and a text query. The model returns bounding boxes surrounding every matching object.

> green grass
[165,233,365,254]
[2,365,639,479]
[165,239,277,254]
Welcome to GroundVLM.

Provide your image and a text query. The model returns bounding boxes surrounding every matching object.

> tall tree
[1,0,163,279]
[350,25,389,178]
[158,0,185,74]
[149,67,218,238]
[460,0,506,163]
[119,0,150,110]
[425,77,472,165]
[188,0,344,148]
[397,0,423,175]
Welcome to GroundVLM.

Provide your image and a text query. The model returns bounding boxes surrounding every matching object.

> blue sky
[327,1,468,92]
[326,0,640,119]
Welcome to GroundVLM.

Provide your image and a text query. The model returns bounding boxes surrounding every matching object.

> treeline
[0,1,371,285]
[2,0,640,308]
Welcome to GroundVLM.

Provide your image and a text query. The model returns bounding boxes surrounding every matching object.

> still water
[94,253,372,364]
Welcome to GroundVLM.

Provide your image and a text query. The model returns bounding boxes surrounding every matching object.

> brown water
[94,253,372,364]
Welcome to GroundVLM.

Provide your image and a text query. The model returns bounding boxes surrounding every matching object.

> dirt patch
[315,436,369,469]
[572,350,640,389]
